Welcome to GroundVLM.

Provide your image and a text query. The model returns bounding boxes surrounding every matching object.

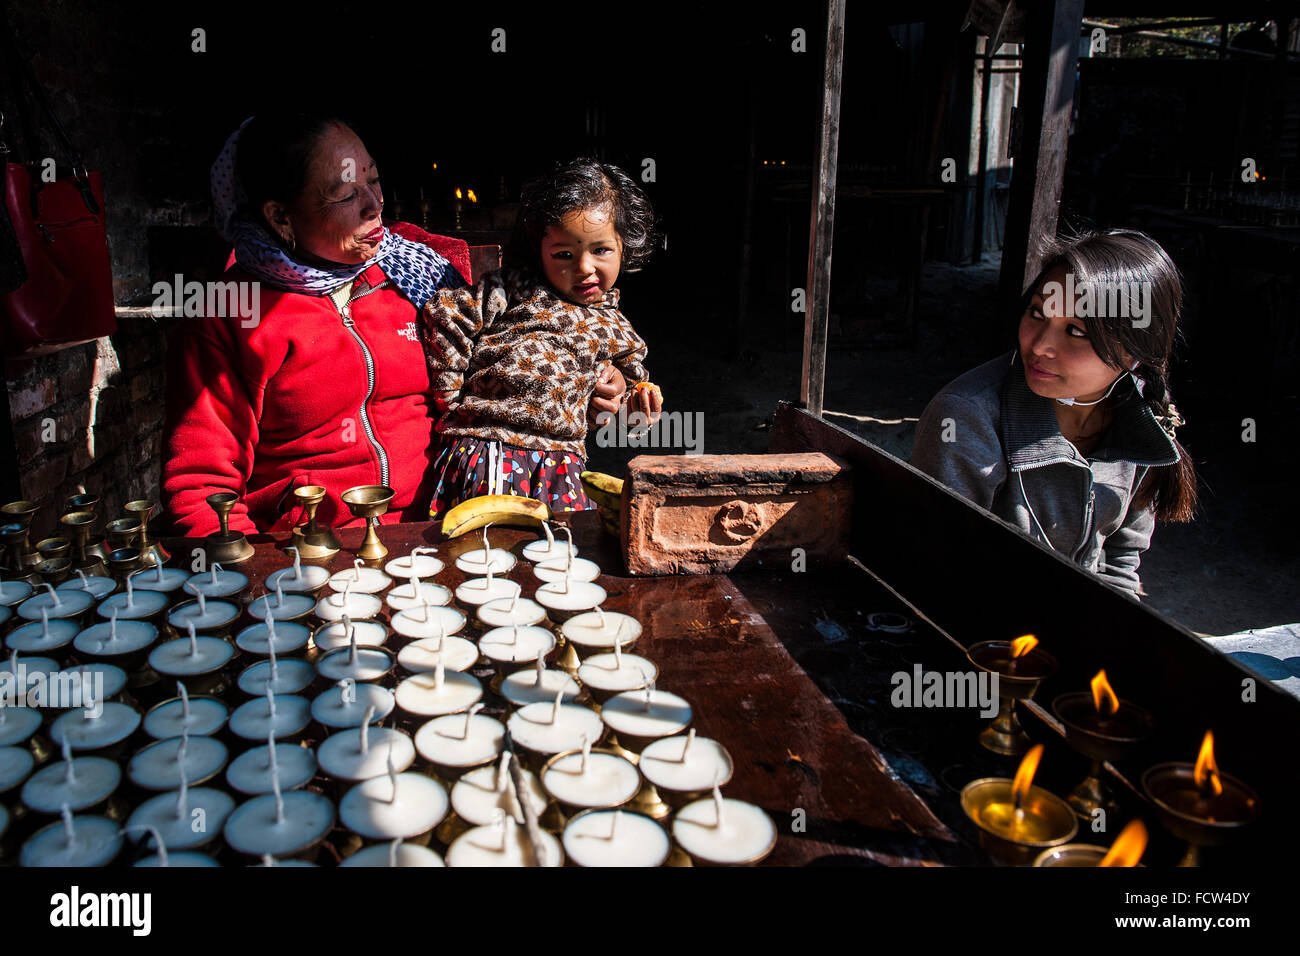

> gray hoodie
[909,350,1179,597]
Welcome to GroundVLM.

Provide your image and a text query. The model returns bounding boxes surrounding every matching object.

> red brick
[23,455,69,505]
[621,453,852,575]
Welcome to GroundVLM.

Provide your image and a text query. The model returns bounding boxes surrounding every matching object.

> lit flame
[1090,669,1119,716]
[467,189,478,204]
[455,188,462,200]
[1098,818,1148,867]
[431,162,438,170]
[1193,730,1223,797]
[1011,634,1038,658]
[1011,743,1044,808]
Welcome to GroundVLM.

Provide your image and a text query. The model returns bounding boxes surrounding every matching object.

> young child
[910,229,1197,598]
[421,158,663,517]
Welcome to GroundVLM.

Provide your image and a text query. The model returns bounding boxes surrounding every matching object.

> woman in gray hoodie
[910,230,1197,598]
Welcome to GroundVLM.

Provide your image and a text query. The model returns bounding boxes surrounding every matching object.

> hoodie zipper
[330,280,392,488]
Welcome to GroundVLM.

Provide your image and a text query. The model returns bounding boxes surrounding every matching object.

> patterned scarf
[210,118,459,307]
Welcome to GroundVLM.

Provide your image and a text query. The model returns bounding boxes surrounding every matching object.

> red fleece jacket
[162,224,470,536]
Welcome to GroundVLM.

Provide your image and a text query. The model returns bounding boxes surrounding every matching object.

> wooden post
[996,0,1086,329]
[800,0,846,418]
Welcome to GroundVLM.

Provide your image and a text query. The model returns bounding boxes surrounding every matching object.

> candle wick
[535,654,545,686]
[681,727,696,762]
[389,837,400,868]
[549,688,564,725]
[211,562,219,585]
[580,733,590,774]
[179,681,190,721]
[434,661,445,691]
[386,745,399,805]
[175,764,189,821]
[186,621,198,657]
[543,521,554,546]
[712,782,726,830]
[196,590,206,616]
[44,583,62,608]
[61,802,75,843]
[360,704,375,754]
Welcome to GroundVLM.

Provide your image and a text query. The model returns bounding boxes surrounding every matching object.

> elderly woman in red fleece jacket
[163,114,625,536]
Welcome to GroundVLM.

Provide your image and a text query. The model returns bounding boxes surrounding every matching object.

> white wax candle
[0,706,43,747]
[144,695,229,740]
[601,690,692,741]
[477,596,548,630]
[671,795,778,865]
[168,598,240,633]
[479,625,555,666]
[249,590,317,621]
[237,658,315,697]
[638,732,733,794]
[58,572,119,599]
[385,548,444,580]
[451,760,549,827]
[507,702,604,759]
[385,580,453,612]
[20,585,94,621]
[184,565,248,599]
[21,751,117,816]
[222,789,334,857]
[395,670,483,717]
[49,702,140,752]
[2,652,58,696]
[317,725,415,782]
[133,851,220,867]
[561,610,642,652]
[7,617,80,653]
[310,682,395,729]
[74,617,158,658]
[20,812,124,867]
[542,751,641,809]
[264,563,330,594]
[578,654,657,695]
[563,810,671,868]
[340,842,446,867]
[236,620,312,656]
[500,660,581,709]
[397,636,479,674]
[446,817,563,867]
[454,547,517,575]
[390,603,467,640]
[95,587,167,621]
[313,586,381,622]
[534,580,606,614]
[339,770,449,840]
[317,644,394,684]
[148,633,235,677]
[312,616,388,653]
[327,562,392,594]
[454,574,521,608]
[226,742,317,795]
[0,579,34,606]
[127,734,228,791]
[521,526,578,564]
[413,713,505,770]
[0,744,35,794]
[57,663,126,704]
[228,694,312,741]
[533,556,601,584]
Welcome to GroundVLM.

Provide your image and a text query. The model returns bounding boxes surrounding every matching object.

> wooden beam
[800,0,846,417]
[996,0,1085,331]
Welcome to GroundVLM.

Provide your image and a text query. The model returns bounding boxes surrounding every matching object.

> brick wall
[5,316,181,541]
[2,3,202,534]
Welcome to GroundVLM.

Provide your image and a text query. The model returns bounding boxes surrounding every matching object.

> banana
[580,471,624,511]
[439,494,550,538]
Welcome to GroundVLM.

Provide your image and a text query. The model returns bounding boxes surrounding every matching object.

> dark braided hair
[1024,229,1197,523]
[505,158,658,279]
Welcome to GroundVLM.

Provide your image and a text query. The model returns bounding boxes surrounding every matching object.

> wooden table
[209,510,1002,866]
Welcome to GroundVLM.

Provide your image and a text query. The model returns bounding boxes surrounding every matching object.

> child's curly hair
[506,158,658,277]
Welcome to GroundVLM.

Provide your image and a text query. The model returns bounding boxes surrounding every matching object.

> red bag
[0,10,116,357]
[1,163,116,355]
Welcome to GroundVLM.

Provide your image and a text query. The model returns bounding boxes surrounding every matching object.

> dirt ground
[586,256,1299,637]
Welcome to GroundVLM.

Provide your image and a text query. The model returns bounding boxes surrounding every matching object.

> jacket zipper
[331,281,392,488]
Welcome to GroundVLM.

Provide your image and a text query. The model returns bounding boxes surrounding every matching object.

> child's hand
[588,364,627,427]
[631,382,663,428]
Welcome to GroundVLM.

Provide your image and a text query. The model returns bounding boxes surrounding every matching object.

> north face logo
[397,322,418,342]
